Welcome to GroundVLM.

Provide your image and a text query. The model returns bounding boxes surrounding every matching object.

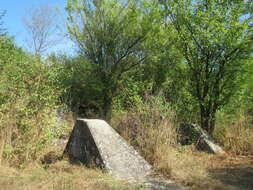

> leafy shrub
[0,36,64,166]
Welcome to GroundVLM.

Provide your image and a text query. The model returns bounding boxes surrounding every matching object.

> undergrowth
[215,112,253,155]
[0,162,139,190]
[112,95,253,190]
[0,144,141,190]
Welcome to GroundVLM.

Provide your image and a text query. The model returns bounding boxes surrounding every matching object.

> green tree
[49,54,105,117]
[66,0,152,120]
[160,0,253,135]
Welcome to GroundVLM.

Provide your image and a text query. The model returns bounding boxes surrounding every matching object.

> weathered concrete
[64,119,185,190]
[51,138,68,146]
[194,124,225,154]
[178,123,225,154]
[64,119,152,181]
[64,119,187,189]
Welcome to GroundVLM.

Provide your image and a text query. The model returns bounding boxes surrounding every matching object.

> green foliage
[160,0,253,134]
[49,54,105,117]
[66,0,154,120]
[0,35,64,166]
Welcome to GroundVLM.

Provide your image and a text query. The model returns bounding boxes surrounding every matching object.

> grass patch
[0,143,141,190]
[0,161,141,190]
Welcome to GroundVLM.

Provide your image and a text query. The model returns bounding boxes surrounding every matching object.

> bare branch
[23,5,64,56]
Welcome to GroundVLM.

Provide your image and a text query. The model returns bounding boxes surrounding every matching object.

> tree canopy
[160,0,253,134]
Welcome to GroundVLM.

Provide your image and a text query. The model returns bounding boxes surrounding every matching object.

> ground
[167,149,253,190]
[0,145,252,190]
[206,155,253,190]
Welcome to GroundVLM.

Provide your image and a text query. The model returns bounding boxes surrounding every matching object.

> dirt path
[207,155,253,190]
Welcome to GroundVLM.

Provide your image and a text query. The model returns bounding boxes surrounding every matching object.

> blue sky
[1,0,75,55]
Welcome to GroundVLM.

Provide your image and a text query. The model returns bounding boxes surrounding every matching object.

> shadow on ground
[208,162,253,190]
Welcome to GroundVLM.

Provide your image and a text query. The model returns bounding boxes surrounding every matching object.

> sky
[1,0,75,55]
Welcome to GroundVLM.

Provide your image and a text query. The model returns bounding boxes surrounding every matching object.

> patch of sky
[1,0,75,56]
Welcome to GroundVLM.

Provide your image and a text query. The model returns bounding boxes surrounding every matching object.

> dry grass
[112,98,253,190]
[162,148,253,190]
[0,163,136,190]
[115,119,253,189]
[0,111,141,190]
[214,114,253,155]
[0,145,140,190]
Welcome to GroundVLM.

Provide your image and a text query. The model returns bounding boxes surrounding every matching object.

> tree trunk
[200,106,216,135]
[102,93,113,122]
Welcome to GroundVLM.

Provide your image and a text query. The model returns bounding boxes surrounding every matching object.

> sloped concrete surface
[65,118,185,189]
[82,119,152,181]
[65,119,151,181]
[192,124,225,154]
[178,123,225,154]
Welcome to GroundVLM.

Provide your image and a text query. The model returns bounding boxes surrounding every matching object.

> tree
[23,5,62,56]
[160,0,253,135]
[66,0,152,120]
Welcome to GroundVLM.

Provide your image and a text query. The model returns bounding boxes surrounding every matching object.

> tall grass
[112,95,253,190]
[112,96,177,171]
[215,112,253,155]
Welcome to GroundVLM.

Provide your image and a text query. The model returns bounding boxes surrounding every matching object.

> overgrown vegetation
[0,161,138,190]
[112,96,253,189]
[0,0,253,189]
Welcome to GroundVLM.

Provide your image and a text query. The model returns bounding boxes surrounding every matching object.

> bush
[0,37,65,166]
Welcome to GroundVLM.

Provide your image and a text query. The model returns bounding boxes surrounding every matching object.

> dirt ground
[206,155,253,190]
[170,152,253,190]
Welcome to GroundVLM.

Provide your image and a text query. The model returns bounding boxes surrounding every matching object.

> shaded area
[208,159,253,190]
[63,119,104,167]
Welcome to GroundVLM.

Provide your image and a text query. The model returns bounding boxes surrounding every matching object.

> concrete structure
[64,119,152,181]
[64,119,185,189]
[178,123,225,154]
